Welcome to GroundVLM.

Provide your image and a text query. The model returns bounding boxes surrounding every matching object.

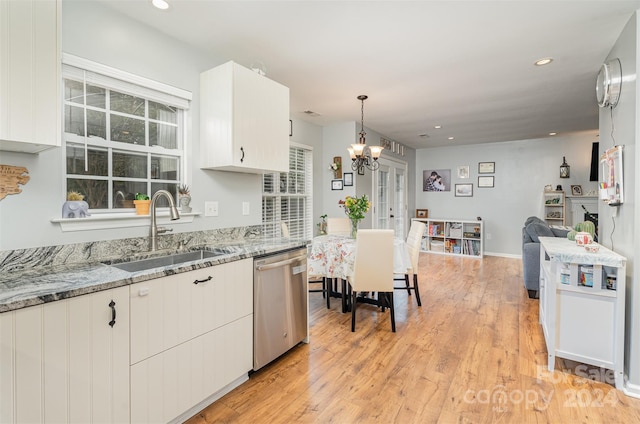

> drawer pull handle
[240,147,245,163]
[108,300,116,327]
[193,276,213,285]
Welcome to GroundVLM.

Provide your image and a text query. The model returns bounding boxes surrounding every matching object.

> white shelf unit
[544,190,565,226]
[413,218,483,258]
[538,237,626,389]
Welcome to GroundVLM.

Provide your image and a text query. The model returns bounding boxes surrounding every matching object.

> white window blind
[262,145,313,239]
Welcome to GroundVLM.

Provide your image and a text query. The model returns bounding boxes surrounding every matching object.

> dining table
[307,233,412,312]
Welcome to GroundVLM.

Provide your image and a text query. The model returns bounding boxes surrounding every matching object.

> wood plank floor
[186,254,640,423]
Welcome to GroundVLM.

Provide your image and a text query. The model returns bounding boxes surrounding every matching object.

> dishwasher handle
[256,256,305,271]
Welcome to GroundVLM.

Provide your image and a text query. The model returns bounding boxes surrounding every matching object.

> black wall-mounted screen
[589,142,599,181]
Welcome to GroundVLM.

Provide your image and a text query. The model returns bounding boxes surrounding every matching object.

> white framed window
[62,54,191,211]
[262,144,313,239]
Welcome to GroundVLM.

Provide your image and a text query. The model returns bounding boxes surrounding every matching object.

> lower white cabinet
[0,286,130,423]
[129,258,254,423]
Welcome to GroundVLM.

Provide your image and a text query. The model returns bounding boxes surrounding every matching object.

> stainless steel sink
[110,250,223,273]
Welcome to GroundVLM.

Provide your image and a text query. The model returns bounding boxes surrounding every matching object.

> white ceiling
[94,0,640,149]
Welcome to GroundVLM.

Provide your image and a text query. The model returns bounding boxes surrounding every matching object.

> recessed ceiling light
[534,57,553,66]
[152,0,170,10]
[549,132,557,136]
[448,136,454,140]
[434,125,442,129]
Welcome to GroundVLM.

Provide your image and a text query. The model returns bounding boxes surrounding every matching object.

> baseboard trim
[484,251,521,259]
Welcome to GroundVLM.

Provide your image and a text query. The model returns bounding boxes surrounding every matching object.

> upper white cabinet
[0,0,61,153]
[200,61,290,173]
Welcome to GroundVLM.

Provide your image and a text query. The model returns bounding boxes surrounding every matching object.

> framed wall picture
[478,176,494,188]
[343,172,353,186]
[331,179,343,190]
[416,209,428,218]
[571,185,583,196]
[423,169,451,192]
[455,183,473,197]
[478,162,495,174]
[457,165,470,179]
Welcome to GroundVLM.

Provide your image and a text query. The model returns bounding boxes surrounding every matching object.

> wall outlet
[242,202,250,215]
[204,201,218,217]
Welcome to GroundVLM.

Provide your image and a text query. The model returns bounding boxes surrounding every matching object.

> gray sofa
[522,216,570,298]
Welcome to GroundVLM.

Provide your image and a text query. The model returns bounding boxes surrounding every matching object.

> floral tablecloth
[307,234,411,280]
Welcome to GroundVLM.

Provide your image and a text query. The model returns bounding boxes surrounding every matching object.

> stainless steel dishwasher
[253,247,308,370]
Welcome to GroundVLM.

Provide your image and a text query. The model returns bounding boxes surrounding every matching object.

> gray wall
[600,13,640,395]
[415,132,599,256]
[0,1,325,250]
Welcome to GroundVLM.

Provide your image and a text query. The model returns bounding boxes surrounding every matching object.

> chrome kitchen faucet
[149,190,180,251]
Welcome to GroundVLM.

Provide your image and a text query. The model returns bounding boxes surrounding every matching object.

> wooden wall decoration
[333,156,342,179]
[0,165,30,201]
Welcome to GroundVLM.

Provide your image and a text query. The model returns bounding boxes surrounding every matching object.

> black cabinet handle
[240,147,245,163]
[193,276,213,285]
[108,300,116,327]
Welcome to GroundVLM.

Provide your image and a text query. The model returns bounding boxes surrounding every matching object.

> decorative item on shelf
[338,194,371,238]
[178,184,192,213]
[133,193,151,215]
[62,191,90,218]
[329,156,342,179]
[347,95,383,173]
[559,156,570,178]
[317,214,328,235]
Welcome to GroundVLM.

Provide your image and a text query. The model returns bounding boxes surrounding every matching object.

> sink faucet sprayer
[149,190,180,251]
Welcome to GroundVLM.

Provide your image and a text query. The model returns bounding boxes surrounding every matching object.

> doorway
[373,157,408,238]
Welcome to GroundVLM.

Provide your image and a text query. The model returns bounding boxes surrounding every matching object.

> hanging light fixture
[348,95,383,173]
[560,156,570,178]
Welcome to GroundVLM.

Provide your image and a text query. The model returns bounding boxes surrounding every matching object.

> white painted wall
[599,12,640,396]
[415,132,599,256]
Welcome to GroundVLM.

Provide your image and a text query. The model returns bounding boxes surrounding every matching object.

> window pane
[279,174,287,193]
[67,178,108,209]
[64,105,85,136]
[149,101,177,123]
[111,114,145,144]
[263,174,275,193]
[64,79,84,104]
[87,109,106,139]
[151,156,179,180]
[113,181,146,208]
[150,183,177,208]
[149,122,177,149]
[66,144,108,176]
[86,84,105,108]
[113,151,147,178]
[110,91,145,116]
[263,197,275,222]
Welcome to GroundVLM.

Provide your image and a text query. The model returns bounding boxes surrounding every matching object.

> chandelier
[347,95,383,173]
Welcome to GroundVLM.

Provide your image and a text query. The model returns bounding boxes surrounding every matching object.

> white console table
[538,237,626,389]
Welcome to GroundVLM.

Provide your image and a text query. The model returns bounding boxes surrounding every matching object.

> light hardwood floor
[186,254,640,423]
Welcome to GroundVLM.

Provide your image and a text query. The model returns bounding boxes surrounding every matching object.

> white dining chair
[395,220,426,306]
[326,217,350,235]
[348,229,396,332]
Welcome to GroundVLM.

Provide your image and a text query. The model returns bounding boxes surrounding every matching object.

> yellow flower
[339,194,370,220]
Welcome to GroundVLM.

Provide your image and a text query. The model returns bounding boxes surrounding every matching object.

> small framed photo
[455,183,473,197]
[478,162,495,174]
[478,176,494,188]
[331,179,343,190]
[457,165,470,179]
[571,185,583,196]
[416,209,428,218]
[343,172,353,186]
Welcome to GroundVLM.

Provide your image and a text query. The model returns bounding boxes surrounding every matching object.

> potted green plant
[317,214,328,235]
[177,184,191,213]
[133,193,150,215]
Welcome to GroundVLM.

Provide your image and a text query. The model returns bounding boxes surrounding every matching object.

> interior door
[373,158,408,238]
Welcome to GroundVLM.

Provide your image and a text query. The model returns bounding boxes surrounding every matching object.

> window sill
[51,211,200,232]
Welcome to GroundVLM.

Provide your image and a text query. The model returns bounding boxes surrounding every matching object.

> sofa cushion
[525,216,546,227]
[551,227,570,238]
[525,222,554,243]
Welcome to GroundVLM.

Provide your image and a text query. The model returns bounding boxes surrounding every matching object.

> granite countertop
[0,238,308,313]
[538,236,626,268]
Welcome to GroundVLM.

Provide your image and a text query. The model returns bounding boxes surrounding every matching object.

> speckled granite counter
[0,227,308,313]
[538,236,626,267]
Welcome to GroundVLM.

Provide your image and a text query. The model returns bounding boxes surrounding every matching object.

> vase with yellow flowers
[338,194,371,238]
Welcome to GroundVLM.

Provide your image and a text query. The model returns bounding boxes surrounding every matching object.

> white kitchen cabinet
[200,61,290,173]
[130,258,254,423]
[0,286,130,423]
[0,0,61,153]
